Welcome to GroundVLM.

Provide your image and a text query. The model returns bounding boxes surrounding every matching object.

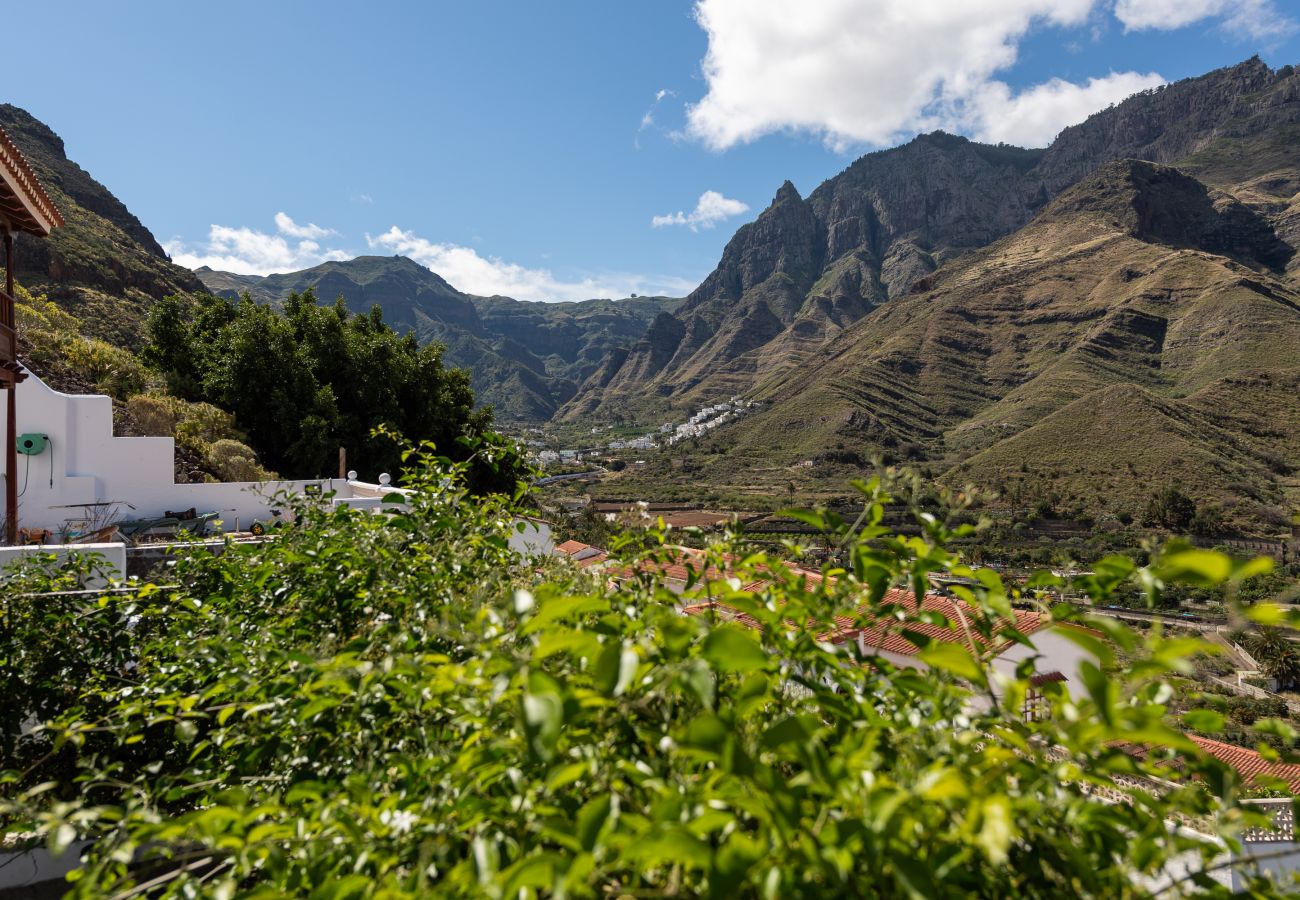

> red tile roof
[553,540,609,568]
[1189,736,1300,793]
[830,589,1049,657]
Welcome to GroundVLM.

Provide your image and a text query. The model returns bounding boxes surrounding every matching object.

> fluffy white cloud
[652,190,750,231]
[1114,0,1296,38]
[166,212,349,274]
[273,212,336,239]
[368,226,696,301]
[683,0,1169,150]
[968,70,1164,146]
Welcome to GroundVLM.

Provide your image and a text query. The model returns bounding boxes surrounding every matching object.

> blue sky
[6,0,1299,300]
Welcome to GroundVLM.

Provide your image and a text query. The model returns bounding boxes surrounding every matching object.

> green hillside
[0,104,203,347]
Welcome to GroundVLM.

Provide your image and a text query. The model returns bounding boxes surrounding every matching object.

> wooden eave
[0,125,63,236]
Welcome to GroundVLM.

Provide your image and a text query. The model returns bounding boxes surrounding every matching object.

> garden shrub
[205,438,272,482]
[0,461,1294,897]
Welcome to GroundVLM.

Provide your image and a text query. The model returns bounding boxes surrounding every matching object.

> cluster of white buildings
[535,449,585,465]
[607,434,656,452]
[526,397,760,468]
[663,397,756,445]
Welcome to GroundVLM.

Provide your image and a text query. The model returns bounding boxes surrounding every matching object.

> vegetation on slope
[700,161,1300,532]
[0,104,203,347]
[2,462,1295,896]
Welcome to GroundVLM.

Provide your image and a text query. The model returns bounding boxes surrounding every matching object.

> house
[553,539,608,568]
[1,369,398,542]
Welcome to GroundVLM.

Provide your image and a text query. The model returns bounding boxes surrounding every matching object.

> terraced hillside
[699,161,1300,529]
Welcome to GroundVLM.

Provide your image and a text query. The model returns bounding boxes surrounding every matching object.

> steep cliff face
[1033,57,1290,192]
[561,58,1300,424]
[0,104,204,346]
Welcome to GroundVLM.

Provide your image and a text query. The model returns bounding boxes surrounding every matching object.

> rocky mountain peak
[773,180,802,204]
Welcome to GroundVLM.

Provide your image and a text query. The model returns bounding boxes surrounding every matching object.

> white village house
[1,370,397,539]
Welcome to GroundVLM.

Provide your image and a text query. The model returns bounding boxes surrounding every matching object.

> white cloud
[968,70,1164,146]
[652,190,750,231]
[166,213,349,274]
[272,212,336,240]
[683,0,1170,151]
[1114,0,1296,39]
[368,226,696,301]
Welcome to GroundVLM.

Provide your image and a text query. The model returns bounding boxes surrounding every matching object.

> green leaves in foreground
[1,459,1296,898]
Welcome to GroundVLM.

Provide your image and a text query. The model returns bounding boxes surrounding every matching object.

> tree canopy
[142,290,524,492]
[3,463,1297,897]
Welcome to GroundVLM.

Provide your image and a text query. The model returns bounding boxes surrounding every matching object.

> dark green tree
[143,290,524,493]
[1144,485,1198,530]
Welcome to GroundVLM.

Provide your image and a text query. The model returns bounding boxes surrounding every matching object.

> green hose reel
[17,433,49,455]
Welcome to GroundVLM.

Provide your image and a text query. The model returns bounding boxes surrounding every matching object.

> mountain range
[194,257,682,421]
[558,57,1300,423]
[4,56,1299,528]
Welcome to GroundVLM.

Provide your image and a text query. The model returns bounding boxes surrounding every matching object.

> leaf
[976,796,1013,864]
[683,712,729,751]
[520,595,608,635]
[48,823,77,858]
[917,641,986,686]
[1247,603,1286,626]
[778,509,827,531]
[1053,624,1114,669]
[523,689,564,762]
[1160,550,1233,586]
[702,624,769,674]
[761,715,818,751]
[576,794,612,851]
[501,853,558,895]
[1181,709,1224,733]
[614,646,639,696]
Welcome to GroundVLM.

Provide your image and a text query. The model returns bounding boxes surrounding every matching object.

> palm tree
[1244,627,1300,691]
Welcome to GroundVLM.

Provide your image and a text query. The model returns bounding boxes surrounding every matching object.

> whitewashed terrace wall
[2,369,359,536]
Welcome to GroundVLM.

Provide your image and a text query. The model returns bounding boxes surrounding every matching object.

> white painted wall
[1,369,363,538]
[992,626,1097,701]
[509,518,554,557]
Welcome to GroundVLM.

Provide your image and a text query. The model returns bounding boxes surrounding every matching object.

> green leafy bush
[205,438,272,482]
[124,393,178,436]
[0,463,1294,897]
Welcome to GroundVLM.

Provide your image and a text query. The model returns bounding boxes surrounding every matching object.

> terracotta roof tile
[1189,736,1300,793]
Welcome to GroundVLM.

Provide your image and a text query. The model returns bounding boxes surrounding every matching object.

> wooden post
[4,229,16,545]
[338,447,347,480]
